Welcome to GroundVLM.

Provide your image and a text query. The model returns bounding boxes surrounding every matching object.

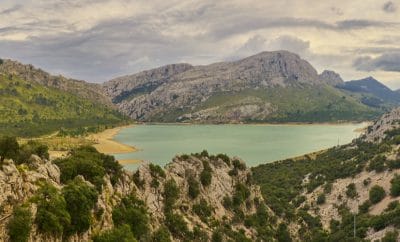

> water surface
[113,124,365,170]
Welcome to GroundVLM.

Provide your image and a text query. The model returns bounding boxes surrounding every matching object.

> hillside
[337,77,400,109]
[0,72,127,137]
[252,107,400,241]
[103,51,381,123]
[0,145,280,241]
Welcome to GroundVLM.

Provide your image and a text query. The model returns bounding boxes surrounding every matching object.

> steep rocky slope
[104,51,379,123]
[0,147,277,241]
[253,107,400,241]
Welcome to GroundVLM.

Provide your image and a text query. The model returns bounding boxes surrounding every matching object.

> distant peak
[319,70,344,86]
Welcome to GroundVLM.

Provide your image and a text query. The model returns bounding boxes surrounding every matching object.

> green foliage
[151,226,171,242]
[0,136,19,162]
[34,183,71,236]
[62,177,98,236]
[369,185,386,204]
[367,155,386,173]
[192,199,213,222]
[55,146,122,189]
[0,74,127,137]
[252,141,379,217]
[233,159,246,170]
[276,223,292,242]
[165,212,190,239]
[200,160,212,187]
[358,200,371,214]
[7,205,32,242]
[233,183,250,207]
[316,193,326,205]
[112,194,150,240]
[149,163,166,178]
[188,175,200,199]
[390,174,400,197]
[163,179,180,211]
[92,224,137,242]
[382,230,399,242]
[16,140,49,164]
[216,153,230,165]
[346,183,358,199]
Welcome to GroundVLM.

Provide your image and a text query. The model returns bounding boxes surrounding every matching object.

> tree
[152,226,171,242]
[93,225,137,242]
[62,177,98,236]
[0,136,19,162]
[369,185,386,204]
[7,206,32,242]
[188,175,200,199]
[390,175,400,197]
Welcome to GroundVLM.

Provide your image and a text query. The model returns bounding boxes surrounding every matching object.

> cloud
[0,4,22,15]
[353,53,400,72]
[383,1,396,13]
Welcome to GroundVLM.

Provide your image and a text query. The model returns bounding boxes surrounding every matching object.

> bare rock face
[363,107,400,142]
[319,70,344,86]
[103,51,324,122]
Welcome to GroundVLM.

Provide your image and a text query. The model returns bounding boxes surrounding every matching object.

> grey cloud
[0,4,22,15]
[353,53,400,72]
[383,1,396,13]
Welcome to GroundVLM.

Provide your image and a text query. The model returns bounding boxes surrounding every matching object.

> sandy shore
[88,125,137,155]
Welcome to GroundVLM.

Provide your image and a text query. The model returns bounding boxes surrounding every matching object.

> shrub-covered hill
[0,73,128,137]
[252,107,400,241]
[0,141,282,242]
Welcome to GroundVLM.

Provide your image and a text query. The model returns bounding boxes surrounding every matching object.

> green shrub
[34,183,70,235]
[7,205,32,242]
[369,185,386,204]
[152,226,171,242]
[149,164,166,178]
[200,160,212,187]
[276,223,292,242]
[316,193,326,205]
[233,183,250,207]
[386,201,400,211]
[233,159,246,170]
[188,175,200,199]
[92,224,137,242]
[216,153,230,165]
[54,146,122,189]
[112,195,149,240]
[367,156,386,173]
[62,177,98,236]
[345,183,358,199]
[16,140,49,164]
[165,212,190,239]
[193,199,213,222]
[358,200,371,214]
[0,136,19,162]
[382,230,398,242]
[163,179,180,211]
[390,175,400,197]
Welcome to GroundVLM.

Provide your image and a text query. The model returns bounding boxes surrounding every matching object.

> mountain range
[1,50,400,136]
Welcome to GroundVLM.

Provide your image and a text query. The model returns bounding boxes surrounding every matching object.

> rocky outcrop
[318,70,344,86]
[363,107,400,142]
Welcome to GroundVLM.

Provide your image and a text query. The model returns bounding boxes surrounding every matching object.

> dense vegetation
[54,146,123,189]
[0,136,49,163]
[0,73,128,137]
[7,205,32,242]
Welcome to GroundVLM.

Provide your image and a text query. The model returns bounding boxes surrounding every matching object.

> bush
[367,156,386,173]
[62,177,98,236]
[16,140,49,164]
[112,195,149,240]
[200,160,212,187]
[233,183,250,207]
[193,199,213,222]
[382,230,399,242]
[233,159,246,170]
[7,205,32,242]
[369,185,386,204]
[149,164,166,178]
[93,224,137,242]
[54,146,122,189]
[390,175,400,197]
[188,175,200,199]
[163,179,180,211]
[34,183,70,235]
[152,226,171,242]
[386,201,400,211]
[217,153,230,165]
[358,200,371,214]
[345,183,358,199]
[165,212,190,239]
[0,136,19,162]
[316,193,326,205]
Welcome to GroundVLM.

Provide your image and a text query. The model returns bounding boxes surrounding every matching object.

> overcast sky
[0,0,400,88]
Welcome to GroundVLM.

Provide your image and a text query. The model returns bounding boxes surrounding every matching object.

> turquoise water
[113,124,365,170]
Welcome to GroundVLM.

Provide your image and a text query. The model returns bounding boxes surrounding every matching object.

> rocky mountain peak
[319,70,344,86]
[363,107,400,142]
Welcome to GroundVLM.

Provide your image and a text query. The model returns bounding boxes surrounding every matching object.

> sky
[0,0,400,88]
